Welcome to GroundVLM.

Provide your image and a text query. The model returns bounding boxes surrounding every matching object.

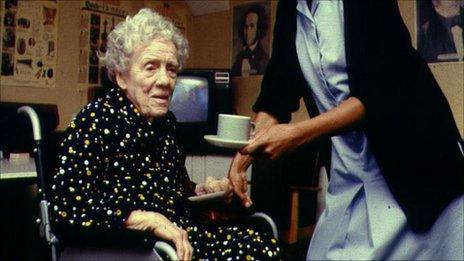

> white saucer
[188,191,226,203]
[204,135,249,149]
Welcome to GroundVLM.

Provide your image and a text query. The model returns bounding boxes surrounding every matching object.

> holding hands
[228,98,366,208]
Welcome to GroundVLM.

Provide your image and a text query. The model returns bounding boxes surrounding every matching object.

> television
[169,69,233,154]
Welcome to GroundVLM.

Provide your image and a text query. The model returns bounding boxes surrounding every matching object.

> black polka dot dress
[50,88,280,260]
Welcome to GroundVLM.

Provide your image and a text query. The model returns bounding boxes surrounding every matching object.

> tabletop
[0,158,37,180]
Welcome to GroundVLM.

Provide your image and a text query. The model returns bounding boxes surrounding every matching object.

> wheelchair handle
[18,106,42,141]
[18,106,58,261]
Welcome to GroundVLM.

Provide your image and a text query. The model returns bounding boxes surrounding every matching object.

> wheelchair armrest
[55,225,156,250]
[57,226,180,260]
[154,241,178,261]
[187,197,278,240]
[248,212,279,239]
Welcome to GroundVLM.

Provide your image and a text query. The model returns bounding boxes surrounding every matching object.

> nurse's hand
[228,111,280,208]
[228,152,253,208]
[240,123,305,160]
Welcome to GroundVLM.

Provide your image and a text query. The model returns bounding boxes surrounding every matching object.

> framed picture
[231,1,271,77]
[416,0,463,63]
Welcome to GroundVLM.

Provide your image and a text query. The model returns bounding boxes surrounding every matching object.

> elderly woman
[51,9,279,260]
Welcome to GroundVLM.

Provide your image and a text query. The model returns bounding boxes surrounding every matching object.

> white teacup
[217,114,254,141]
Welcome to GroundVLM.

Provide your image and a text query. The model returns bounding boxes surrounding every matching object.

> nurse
[228,0,464,260]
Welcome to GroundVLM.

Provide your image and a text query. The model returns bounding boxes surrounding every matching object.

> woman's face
[433,0,463,16]
[116,38,179,121]
[244,12,258,46]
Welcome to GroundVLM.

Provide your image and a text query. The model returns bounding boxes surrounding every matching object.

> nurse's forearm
[254,111,280,135]
[295,97,366,142]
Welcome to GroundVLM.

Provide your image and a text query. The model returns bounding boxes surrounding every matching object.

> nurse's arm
[241,97,366,159]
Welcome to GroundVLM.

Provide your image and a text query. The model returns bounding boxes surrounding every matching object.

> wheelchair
[18,106,278,261]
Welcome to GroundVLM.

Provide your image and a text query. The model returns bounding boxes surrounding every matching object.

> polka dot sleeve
[50,107,129,230]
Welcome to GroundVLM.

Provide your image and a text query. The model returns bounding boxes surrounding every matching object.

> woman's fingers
[220,177,230,191]
[202,176,237,203]
[173,229,192,260]
[167,225,185,260]
[139,212,193,260]
[195,183,207,195]
[204,176,224,193]
[204,176,216,193]
[150,216,185,259]
[179,230,187,260]
[173,232,185,260]
[181,229,193,260]
[205,176,215,185]
[220,177,233,203]
[168,227,193,260]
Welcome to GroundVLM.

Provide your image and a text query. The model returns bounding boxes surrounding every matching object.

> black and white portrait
[231,2,271,77]
[417,0,463,63]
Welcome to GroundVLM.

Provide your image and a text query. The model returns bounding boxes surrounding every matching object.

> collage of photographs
[78,9,123,86]
[1,0,58,87]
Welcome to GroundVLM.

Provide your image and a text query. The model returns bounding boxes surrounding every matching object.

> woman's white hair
[100,8,189,81]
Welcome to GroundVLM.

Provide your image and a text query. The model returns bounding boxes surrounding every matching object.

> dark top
[253,0,464,232]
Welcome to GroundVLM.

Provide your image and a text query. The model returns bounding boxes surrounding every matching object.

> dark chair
[285,152,322,244]
[251,141,327,244]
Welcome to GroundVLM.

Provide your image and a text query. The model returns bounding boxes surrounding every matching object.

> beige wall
[188,1,463,135]
[188,10,231,69]
[0,0,144,130]
[1,1,462,135]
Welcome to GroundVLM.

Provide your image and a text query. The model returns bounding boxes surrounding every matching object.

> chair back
[0,102,59,155]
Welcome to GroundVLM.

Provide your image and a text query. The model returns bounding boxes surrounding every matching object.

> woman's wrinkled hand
[195,176,233,203]
[125,210,193,260]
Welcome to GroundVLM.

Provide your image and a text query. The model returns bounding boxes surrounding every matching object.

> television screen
[168,69,233,155]
[170,76,209,122]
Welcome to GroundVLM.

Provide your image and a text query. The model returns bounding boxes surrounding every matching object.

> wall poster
[416,0,463,63]
[78,0,126,88]
[1,0,58,88]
